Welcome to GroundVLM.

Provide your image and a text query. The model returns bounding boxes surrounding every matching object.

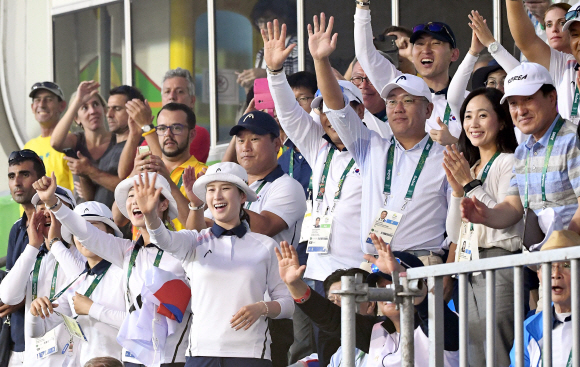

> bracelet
[266,65,284,74]
[46,198,61,211]
[355,0,370,6]
[293,287,311,304]
[188,202,205,211]
[260,300,269,317]
[48,237,61,249]
[142,129,156,137]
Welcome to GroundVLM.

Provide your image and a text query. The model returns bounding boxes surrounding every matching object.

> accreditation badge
[455,222,480,265]
[35,328,58,359]
[56,311,88,341]
[299,200,313,243]
[307,215,333,254]
[365,209,402,246]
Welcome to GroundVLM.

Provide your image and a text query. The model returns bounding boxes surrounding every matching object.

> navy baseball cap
[410,22,457,49]
[230,110,280,137]
[367,251,424,286]
[472,60,504,89]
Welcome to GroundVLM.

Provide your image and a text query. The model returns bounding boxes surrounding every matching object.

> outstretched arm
[461,194,524,229]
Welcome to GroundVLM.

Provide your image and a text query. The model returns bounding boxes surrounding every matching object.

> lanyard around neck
[524,117,565,209]
[315,147,355,213]
[468,151,500,231]
[32,252,59,300]
[571,87,580,117]
[384,137,433,209]
[50,262,112,302]
[245,181,267,209]
[442,103,452,126]
[126,243,164,302]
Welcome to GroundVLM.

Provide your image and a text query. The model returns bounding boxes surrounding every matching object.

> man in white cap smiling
[462,62,580,235]
[307,13,450,268]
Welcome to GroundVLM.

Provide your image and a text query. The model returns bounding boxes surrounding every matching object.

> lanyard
[468,151,501,231]
[316,147,336,202]
[383,137,433,209]
[126,243,164,301]
[50,262,112,302]
[330,158,355,212]
[32,252,59,300]
[524,117,565,209]
[245,181,267,209]
[572,87,580,117]
[542,350,572,367]
[288,148,294,178]
[442,103,452,126]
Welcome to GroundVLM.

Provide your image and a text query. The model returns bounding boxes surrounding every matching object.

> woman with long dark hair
[443,87,521,367]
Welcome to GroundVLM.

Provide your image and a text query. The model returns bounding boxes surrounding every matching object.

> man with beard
[2,150,45,366]
[69,86,146,208]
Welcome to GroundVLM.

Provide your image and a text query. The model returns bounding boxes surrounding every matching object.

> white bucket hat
[114,172,178,221]
[380,74,432,102]
[61,201,123,244]
[31,185,76,209]
[193,162,257,204]
[500,62,554,104]
[311,80,364,110]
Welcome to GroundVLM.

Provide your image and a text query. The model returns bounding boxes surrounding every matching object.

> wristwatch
[487,41,500,54]
[48,237,61,249]
[142,124,155,134]
[463,179,482,195]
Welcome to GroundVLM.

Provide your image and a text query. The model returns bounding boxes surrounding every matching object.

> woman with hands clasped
[276,234,459,367]
[136,162,293,367]
[27,201,126,366]
[34,172,190,367]
[443,87,520,366]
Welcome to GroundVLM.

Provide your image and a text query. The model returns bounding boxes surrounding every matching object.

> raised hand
[75,81,100,105]
[307,13,338,61]
[363,234,405,275]
[275,241,306,285]
[442,162,464,198]
[126,99,154,128]
[443,144,473,187]
[27,211,46,249]
[262,19,296,71]
[468,10,495,47]
[32,172,58,208]
[133,172,163,218]
[460,196,489,224]
[183,166,205,207]
[30,296,58,319]
[429,117,458,146]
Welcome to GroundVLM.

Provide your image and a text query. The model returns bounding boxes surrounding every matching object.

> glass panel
[53,1,125,103]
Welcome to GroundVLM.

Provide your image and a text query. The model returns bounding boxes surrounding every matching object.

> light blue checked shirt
[508,115,580,227]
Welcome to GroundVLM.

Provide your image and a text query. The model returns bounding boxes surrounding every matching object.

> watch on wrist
[487,41,499,54]
[48,237,61,249]
[463,179,482,195]
[142,124,155,133]
[355,0,370,6]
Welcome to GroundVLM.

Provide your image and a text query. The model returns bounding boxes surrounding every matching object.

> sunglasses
[31,81,62,92]
[566,9,580,21]
[412,22,456,49]
[9,149,44,166]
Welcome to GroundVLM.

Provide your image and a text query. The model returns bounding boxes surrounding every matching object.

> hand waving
[262,19,296,71]
[363,234,405,275]
[275,241,306,285]
[183,166,206,207]
[133,172,163,218]
[308,13,338,61]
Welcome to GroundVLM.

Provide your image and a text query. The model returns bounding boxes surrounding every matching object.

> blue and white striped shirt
[508,116,580,227]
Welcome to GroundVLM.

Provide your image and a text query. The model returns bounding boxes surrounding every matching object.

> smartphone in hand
[254,78,275,118]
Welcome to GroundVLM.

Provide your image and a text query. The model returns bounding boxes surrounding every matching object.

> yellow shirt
[24,136,74,191]
[169,155,207,231]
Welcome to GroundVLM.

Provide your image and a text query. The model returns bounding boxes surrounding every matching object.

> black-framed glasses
[156,124,186,136]
[350,76,373,86]
[412,22,456,49]
[566,9,580,21]
[9,149,44,166]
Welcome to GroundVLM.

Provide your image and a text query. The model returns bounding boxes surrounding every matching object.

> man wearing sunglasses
[2,149,45,366]
[354,1,462,147]
[23,82,73,193]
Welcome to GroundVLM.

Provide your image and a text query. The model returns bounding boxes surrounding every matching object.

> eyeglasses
[385,97,428,108]
[327,295,342,304]
[412,22,456,49]
[350,76,373,86]
[156,124,186,136]
[541,262,572,273]
[566,9,580,21]
[485,78,505,89]
[296,96,314,105]
[9,149,44,166]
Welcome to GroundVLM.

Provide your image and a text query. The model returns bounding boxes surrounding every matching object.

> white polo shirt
[246,166,307,248]
[0,244,84,367]
[26,260,126,366]
[268,72,367,281]
[147,222,294,360]
[528,310,572,367]
[549,48,579,123]
[325,101,450,254]
[52,204,191,365]
[354,7,463,138]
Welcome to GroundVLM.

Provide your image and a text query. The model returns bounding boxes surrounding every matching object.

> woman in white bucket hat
[31,172,191,367]
[134,162,293,367]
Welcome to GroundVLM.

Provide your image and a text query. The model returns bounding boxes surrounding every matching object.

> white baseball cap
[31,185,76,209]
[499,62,554,104]
[563,2,580,32]
[311,80,364,110]
[114,172,178,221]
[61,201,123,244]
[380,74,432,102]
[193,162,257,204]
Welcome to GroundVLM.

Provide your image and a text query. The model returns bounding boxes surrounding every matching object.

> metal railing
[334,246,580,367]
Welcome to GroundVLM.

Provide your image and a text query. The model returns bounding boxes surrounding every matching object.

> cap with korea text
[500,62,554,104]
